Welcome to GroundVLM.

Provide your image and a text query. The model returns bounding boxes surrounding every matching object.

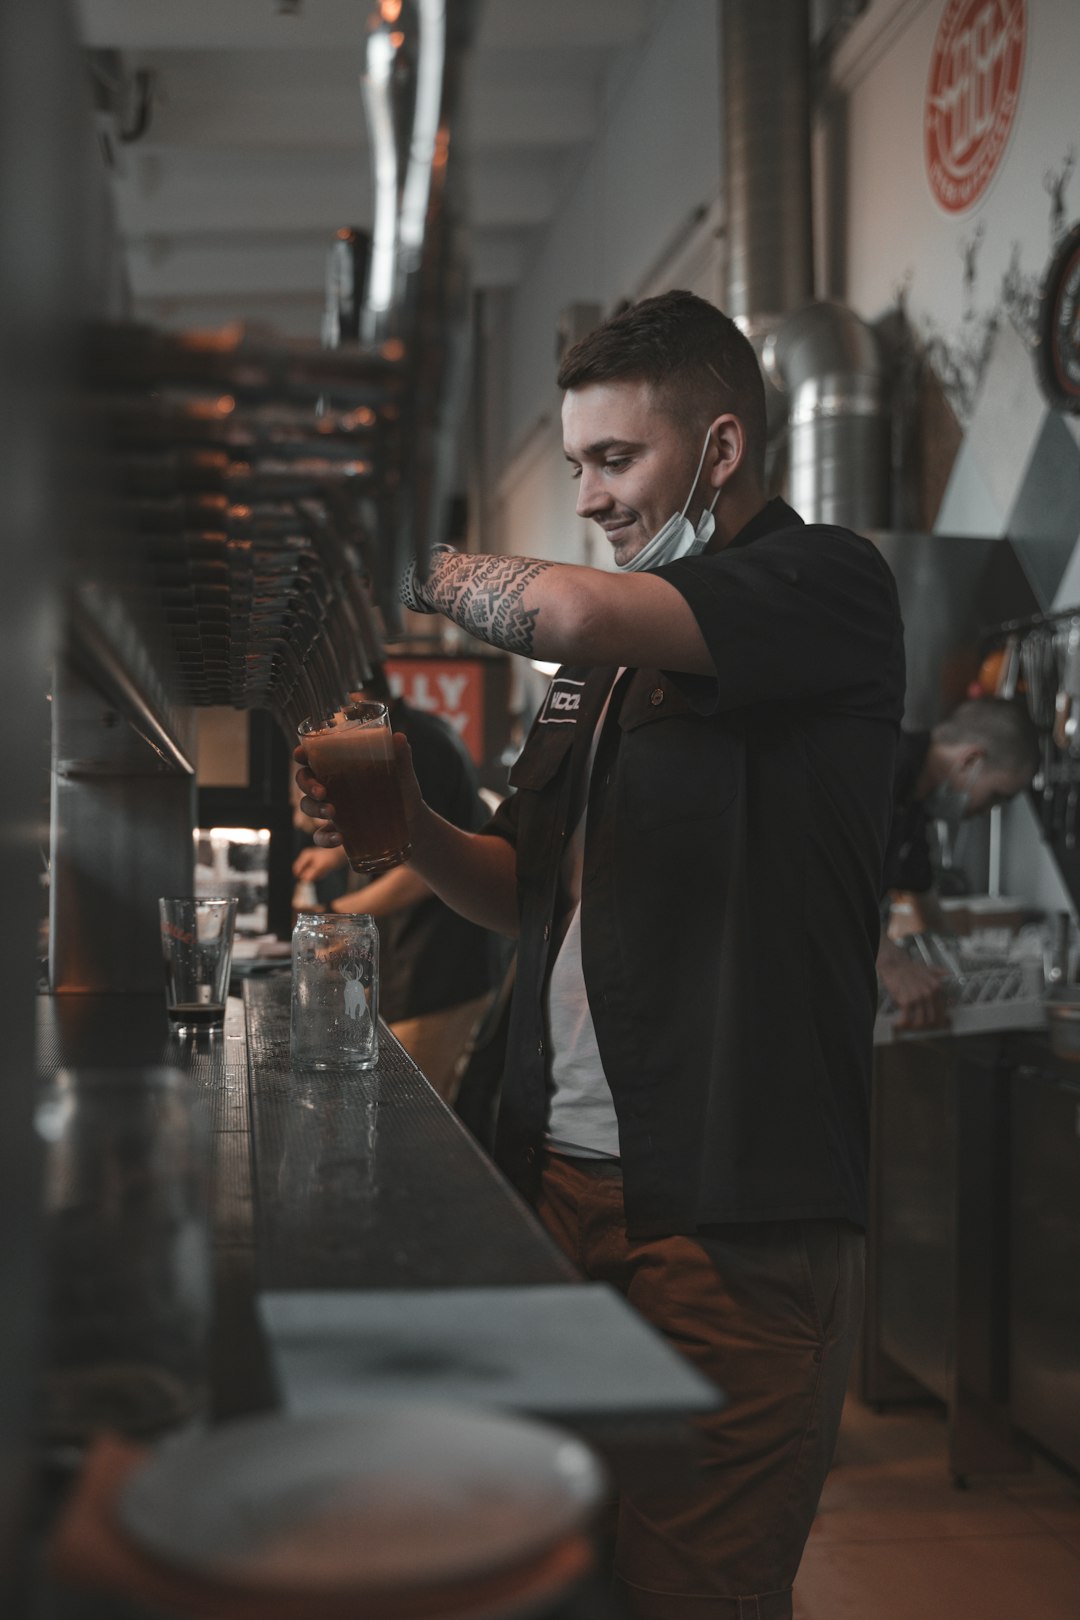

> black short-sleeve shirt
[486,499,905,1236]
[880,730,934,897]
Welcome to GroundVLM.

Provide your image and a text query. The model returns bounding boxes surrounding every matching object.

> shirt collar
[727,497,804,550]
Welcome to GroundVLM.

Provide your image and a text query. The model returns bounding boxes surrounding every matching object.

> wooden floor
[794,1399,1080,1620]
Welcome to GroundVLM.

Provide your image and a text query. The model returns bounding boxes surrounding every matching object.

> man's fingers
[300,793,336,822]
[312,826,343,848]
[295,766,326,801]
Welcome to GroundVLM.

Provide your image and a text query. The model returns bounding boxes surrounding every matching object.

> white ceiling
[74,0,657,338]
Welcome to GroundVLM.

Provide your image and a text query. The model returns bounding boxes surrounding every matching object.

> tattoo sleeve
[400,549,557,657]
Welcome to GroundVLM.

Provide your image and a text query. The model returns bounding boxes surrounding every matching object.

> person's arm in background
[293,839,439,915]
[293,843,348,884]
[330,863,434,916]
[908,889,948,934]
[876,932,950,1031]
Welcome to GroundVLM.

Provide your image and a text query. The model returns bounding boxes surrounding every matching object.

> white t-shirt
[544,676,622,1159]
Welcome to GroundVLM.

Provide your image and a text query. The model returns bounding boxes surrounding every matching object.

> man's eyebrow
[563,437,642,461]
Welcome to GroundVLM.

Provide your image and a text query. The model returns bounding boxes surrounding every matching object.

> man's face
[562,379,705,568]
[962,763,1031,817]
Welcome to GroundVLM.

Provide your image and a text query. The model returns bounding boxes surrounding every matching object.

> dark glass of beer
[299,700,410,875]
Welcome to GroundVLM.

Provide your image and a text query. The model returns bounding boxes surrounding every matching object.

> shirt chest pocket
[506,724,576,877]
[617,680,740,830]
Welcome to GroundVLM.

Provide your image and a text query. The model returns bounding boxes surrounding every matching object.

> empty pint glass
[158,897,238,1035]
[299,700,410,875]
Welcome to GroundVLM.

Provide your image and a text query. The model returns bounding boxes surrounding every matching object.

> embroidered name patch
[538,676,585,724]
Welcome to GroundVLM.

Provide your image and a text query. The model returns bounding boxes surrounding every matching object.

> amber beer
[301,700,410,875]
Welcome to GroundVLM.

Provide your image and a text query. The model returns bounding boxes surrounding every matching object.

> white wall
[488,0,724,567]
[842,0,1080,353]
[500,0,722,470]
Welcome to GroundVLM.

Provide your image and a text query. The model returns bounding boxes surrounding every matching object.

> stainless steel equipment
[1010,1056,1080,1474]
[869,532,1038,729]
[721,0,813,437]
[867,1037,1030,1483]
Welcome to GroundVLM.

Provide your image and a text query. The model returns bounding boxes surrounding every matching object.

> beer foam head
[304,715,393,772]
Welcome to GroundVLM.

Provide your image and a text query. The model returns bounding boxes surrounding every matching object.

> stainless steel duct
[721,0,814,433]
[721,0,890,528]
[359,0,447,345]
[764,299,890,530]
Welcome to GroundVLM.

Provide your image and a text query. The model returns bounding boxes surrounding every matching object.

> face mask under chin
[618,428,720,573]
[924,761,982,829]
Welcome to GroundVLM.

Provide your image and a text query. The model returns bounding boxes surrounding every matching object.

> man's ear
[958,745,986,777]
[707,413,745,490]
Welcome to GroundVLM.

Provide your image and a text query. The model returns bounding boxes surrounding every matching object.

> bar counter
[37,976,580,1428]
[33,978,708,1618]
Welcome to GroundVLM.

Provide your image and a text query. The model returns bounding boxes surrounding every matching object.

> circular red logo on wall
[925,0,1026,214]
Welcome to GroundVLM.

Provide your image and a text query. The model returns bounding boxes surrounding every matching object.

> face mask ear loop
[679,428,716,522]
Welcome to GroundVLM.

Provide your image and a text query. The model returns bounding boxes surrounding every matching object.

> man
[877,697,1038,1030]
[298,290,905,1619]
[293,667,500,1101]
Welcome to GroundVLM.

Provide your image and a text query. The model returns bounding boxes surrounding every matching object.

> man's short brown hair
[556,289,768,487]
[933,697,1039,781]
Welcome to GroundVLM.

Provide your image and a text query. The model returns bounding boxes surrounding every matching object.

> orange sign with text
[385,659,486,764]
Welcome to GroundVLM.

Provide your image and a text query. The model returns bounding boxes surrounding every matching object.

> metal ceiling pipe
[764,299,890,530]
[721,0,814,435]
[359,0,449,344]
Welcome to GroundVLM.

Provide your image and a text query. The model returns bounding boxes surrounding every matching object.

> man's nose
[575,466,611,519]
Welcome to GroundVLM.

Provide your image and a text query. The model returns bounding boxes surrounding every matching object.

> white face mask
[618,427,720,573]
[924,760,982,831]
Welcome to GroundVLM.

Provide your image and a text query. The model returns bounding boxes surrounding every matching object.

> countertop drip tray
[259,1283,721,1422]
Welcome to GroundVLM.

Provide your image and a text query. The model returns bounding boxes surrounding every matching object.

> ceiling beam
[77,0,649,52]
[124,236,329,298]
[134,290,326,339]
[112,149,371,235]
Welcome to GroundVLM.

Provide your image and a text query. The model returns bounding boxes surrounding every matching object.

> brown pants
[535,1153,864,1620]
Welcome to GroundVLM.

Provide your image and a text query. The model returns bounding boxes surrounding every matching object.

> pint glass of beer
[299,700,410,875]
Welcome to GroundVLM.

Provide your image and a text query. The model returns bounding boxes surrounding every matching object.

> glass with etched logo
[291,913,379,1070]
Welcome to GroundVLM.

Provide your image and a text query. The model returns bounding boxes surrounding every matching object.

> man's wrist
[399,543,456,615]
[404,800,439,873]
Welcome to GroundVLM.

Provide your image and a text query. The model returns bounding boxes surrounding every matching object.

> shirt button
[537,1038,545,1056]
[543,922,550,941]
[525,1147,536,1165]
[650,686,664,706]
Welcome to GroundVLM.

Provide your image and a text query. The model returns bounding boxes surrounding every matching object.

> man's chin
[611,534,646,568]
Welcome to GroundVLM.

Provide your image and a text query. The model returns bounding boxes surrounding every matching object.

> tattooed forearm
[400,549,557,657]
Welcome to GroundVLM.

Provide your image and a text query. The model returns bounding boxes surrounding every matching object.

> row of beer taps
[78,319,410,737]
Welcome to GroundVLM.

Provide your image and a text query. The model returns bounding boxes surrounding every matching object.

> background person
[877,697,1039,1030]
[298,290,905,1620]
[293,669,502,1103]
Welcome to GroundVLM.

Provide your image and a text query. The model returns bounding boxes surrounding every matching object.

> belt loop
[737,1599,762,1620]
